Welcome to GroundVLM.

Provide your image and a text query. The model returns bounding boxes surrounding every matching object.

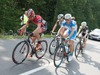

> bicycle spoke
[49,39,58,55]
[75,43,81,57]
[12,41,29,64]
[35,40,48,59]
[54,46,64,67]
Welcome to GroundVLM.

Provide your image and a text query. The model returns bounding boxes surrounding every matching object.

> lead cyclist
[19,9,47,57]
[61,13,77,61]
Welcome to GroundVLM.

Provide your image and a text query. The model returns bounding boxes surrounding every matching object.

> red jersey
[28,15,44,26]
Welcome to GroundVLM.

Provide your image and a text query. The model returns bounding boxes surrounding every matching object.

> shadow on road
[55,59,85,75]
[77,53,100,71]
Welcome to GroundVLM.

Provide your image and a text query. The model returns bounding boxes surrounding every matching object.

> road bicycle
[75,37,85,58]
[12,32,48,64]
[53,37,70,67]
[49,32,60,55]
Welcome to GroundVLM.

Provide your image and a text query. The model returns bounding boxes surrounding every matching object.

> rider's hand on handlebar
[67,36,70,40]
[17,29,24,36]
[50,31,57,35]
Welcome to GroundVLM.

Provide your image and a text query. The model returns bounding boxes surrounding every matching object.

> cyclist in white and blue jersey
[61,13,77,61]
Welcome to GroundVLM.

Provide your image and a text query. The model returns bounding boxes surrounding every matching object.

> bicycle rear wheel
[12,41,29,64]
[75,42,81,58]
[54,45,64,67]
[35,40,48,59]
[49,39,59,55]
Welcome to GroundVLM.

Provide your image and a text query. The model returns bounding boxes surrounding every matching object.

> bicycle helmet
[71,16,75,20]
[57,14,64,20]
[65,13,72,19]
[81,21,87,27]
[27,9,35,18]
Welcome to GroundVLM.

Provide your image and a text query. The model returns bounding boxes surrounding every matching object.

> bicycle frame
[79,37,85,50]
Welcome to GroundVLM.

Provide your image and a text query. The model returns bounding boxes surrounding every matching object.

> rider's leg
[28,26,42,57]
[57,27,64,36]
[32,26,42,42]
[84,37,87,48]
[63,29,69,37]
[68,31,76,61]
[69,40,74,53]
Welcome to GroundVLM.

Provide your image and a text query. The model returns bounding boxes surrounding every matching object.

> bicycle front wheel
[54,45,64,67]
[35,40,48,59]
[49,39,59,55]
[75,42,81,58]
[12,41,29,64]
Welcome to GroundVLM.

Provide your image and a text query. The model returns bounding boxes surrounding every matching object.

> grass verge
[0,34,53,40]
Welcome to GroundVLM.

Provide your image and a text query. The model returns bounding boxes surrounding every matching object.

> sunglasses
[65,19,70,21]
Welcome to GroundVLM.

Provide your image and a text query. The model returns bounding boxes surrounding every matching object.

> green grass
[0,34,53,40]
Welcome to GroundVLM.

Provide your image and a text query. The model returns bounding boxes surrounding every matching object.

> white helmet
[65,13,72,19]
[71,17,75,20]
[57,14,64,20]
[81,21,87,27]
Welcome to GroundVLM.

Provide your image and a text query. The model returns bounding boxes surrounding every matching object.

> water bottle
[65,46,68,53]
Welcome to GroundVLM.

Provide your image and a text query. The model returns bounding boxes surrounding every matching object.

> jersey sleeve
[37,15,43,24]
[71,21,76,28]
[86,26,89,33]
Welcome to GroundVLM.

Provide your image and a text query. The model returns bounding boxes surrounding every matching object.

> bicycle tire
[75,42,81,58]
[49,39,59,55]
[12,41,29,64]
[35,40,48,59]
[54,45,64,67]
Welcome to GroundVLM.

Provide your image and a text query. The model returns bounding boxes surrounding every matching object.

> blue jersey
[61,20,77,40]
[61,20,77,31]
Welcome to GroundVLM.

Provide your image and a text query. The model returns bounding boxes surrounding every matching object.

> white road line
[19,62,53,75]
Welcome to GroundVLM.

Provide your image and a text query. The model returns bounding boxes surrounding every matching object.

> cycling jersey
[20,14,28,26]
[56,20,62,26]
[61,20,77,31]
[79,26,89,36]
[28,15,47,32]
[61,20,77,40]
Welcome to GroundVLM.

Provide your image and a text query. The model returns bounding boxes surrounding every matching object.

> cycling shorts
[41,22,47,33]
[64,29,77,41]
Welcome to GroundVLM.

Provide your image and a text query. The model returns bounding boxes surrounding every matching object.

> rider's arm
[69,28,75,38]
[20,22,29,30]
[77,26,82,36]
[84,29,88,38]
[52,20,58,32]
[34,23,41,32]
[20,16,22,21]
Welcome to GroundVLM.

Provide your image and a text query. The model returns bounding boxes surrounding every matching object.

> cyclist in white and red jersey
[19,9,47,55]
[20,9,47,40]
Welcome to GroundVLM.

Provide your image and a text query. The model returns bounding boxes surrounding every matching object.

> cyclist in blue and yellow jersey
[20,11,28,33]
[20,11,28,26]
[61,13,77,61]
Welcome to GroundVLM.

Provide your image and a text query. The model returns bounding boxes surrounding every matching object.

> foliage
[0,0,100,34]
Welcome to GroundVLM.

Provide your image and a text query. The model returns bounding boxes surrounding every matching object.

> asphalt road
[0,38,100,75]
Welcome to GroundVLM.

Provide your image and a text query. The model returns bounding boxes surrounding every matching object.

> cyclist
[51,14,64,36]
[77,21,89,53]
[19,9,47,56]
[20,11,28,33]
[20,11,28,26]
[61,13,77,61]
